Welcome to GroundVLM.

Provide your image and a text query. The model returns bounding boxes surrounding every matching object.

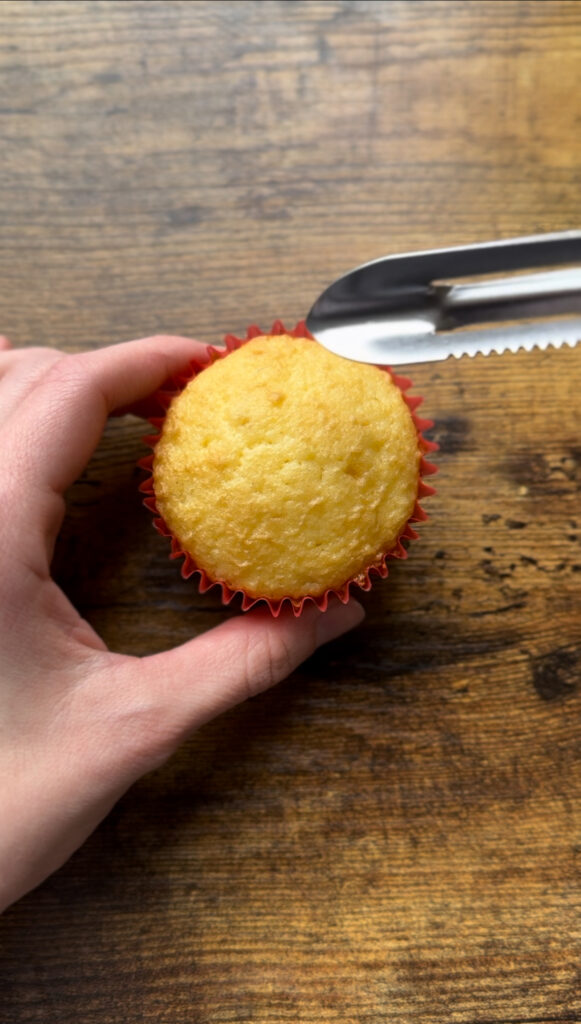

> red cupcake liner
[138,320,438,617]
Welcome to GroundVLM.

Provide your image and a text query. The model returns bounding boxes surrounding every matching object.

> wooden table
[1,2,580,1021]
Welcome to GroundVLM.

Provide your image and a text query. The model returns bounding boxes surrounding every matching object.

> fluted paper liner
[139,320,437,616]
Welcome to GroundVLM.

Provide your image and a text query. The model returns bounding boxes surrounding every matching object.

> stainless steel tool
[306,231,581,365]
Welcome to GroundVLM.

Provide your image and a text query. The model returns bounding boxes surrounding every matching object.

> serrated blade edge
[312,318,581,365]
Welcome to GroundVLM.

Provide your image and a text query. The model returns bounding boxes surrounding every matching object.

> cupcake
[141,322,436,614]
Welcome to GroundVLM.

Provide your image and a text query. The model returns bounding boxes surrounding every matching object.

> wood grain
[0,2,580,1022]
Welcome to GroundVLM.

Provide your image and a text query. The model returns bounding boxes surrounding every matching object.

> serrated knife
[306,231,581,365]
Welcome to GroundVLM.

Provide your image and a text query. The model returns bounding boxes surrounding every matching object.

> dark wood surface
[1,2,580,1021]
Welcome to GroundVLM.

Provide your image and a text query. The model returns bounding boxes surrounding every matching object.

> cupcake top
[152,333,421,601]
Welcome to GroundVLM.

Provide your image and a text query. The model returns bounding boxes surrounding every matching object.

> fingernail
[315,599,365,647]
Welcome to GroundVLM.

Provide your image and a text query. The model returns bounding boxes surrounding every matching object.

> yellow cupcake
[152,333,422,603]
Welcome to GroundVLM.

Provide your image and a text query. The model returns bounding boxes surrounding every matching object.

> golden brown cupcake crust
[153,334,421,600]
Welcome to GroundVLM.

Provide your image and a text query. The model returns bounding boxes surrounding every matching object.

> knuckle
[42,353,82,388]
[92,660,178,775]
[41,354,97,406]
[242,628,294,699]
[21,347,65,371]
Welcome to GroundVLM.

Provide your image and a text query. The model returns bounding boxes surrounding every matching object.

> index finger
[9,334,209,495]
[3,335,210,571]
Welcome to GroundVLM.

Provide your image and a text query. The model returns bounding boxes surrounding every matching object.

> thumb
[113,598,365,772]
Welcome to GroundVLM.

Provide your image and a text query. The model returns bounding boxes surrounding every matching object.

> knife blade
[306,231,581,365]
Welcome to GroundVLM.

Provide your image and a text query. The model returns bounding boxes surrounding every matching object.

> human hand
[0,335,364,912]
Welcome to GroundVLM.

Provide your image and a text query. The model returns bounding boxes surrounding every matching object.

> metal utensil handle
[442,267,581,311]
